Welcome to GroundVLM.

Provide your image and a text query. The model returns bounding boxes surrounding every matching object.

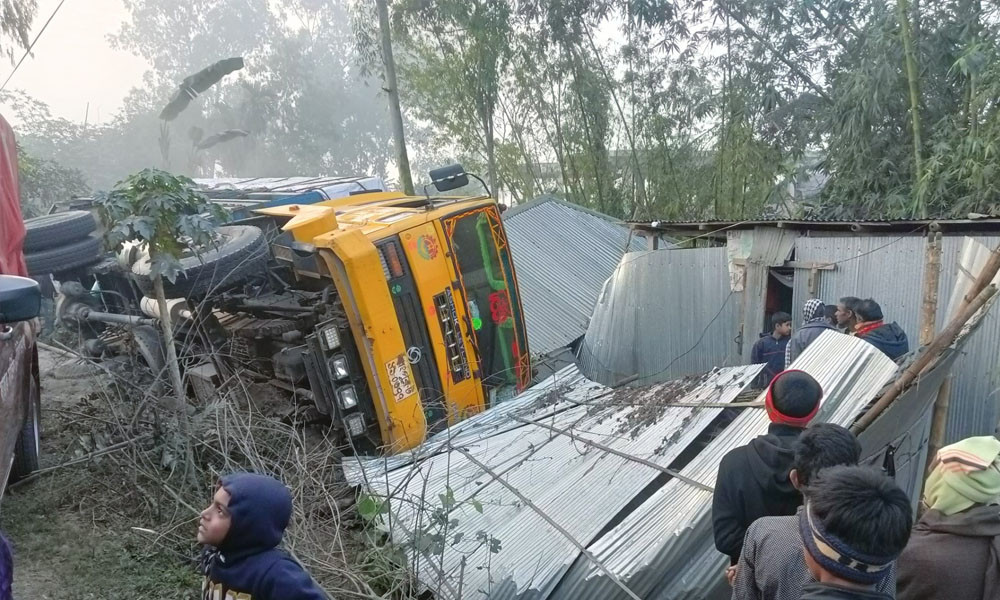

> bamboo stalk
[852,285,996,434]
[919,233,942,346]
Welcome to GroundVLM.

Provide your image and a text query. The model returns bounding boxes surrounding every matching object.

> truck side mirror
[0,276,41,324]
[429,164,470,192]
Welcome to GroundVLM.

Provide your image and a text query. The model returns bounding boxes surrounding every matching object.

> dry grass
[7,344,420,599]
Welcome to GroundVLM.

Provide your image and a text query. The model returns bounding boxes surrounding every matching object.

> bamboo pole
[919,233,942,347]
[852,285,997,434]
[957,242,1000,315]
[921,240,1000,465]
[924,376,952,472]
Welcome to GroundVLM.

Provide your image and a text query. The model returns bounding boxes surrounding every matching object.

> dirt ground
[2,347,199,599]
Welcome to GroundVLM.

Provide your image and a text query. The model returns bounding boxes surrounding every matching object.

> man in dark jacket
[750,311,792,385]
[896,436,1000,600]
[853,299,909,360]
[713,370,823,568]
[198,472,326,600]
[785,299,838,367]
[799,467,911,600]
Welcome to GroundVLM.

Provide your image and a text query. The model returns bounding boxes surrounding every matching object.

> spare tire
[23,211,98,252]
[131,225,268,298]
[25,235,103,276]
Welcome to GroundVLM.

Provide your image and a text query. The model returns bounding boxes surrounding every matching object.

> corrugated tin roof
[347,331,899,600]
[578,247,740,386]
[503,196,646,356]
[193,175,384,198]
[630,217,1000,235]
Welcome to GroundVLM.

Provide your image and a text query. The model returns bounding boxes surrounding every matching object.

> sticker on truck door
[386,354,417,403]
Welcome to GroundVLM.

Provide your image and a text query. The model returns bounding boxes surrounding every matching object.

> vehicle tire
[9,384,41,482]
[23,211,97,252]
[130,225,268,298]
[25,235,103,276]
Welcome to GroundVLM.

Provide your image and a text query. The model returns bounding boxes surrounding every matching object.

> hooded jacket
[750,333,789,384]
[786,321,837,367]
[712,423,804,564]
[201,473,326,600]
[857,322,909,361]
[896,505,1000,600]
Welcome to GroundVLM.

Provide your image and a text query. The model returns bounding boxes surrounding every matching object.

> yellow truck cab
[256,174,530,453]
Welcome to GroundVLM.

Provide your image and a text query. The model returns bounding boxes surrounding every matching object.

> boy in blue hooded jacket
[198,472,326,600]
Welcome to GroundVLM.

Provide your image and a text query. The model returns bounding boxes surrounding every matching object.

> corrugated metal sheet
[503,197,645,356]
[349,332,898,600]
[558,332,898,600]
[578,247,740,386]
[193,175,384,197]
[792,234,1000,442]
[348,362,763,600]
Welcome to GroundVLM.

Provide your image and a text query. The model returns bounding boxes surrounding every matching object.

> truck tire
[25,235,103,276]
[131,225,268,298]
[9,387,41,482]
[23,211,97,252]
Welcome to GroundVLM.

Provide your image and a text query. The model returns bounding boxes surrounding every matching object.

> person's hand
[725,565,739,587]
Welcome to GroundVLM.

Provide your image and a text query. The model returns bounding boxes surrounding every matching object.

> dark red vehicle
[0,112,42,492]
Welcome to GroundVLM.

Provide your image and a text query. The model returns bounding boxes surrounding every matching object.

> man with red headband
[712,370,823,577]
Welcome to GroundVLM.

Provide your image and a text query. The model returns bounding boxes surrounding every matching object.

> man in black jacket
[853,299,909,361]
[712,370,823,573]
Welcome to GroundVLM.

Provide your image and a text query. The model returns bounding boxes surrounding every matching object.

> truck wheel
[130,225,268,298]
[9,389,41,482]
[23,211,97,252]
[25,235,103,276]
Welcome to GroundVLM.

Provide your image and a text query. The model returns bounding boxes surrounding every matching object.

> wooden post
[925,376,952,473]
[807,267,819,298]
[919,232,942,347]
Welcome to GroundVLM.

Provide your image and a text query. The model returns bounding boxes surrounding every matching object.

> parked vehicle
[48,166,532,455]
[0,111,42,492]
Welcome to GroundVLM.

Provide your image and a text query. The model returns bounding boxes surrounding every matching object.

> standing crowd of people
[750,296,910,387]
[715,369,1000,600]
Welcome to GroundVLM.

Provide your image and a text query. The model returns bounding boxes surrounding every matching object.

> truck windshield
[443,207,529,391]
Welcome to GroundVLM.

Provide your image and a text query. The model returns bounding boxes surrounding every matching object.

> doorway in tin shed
[764,267,794,332]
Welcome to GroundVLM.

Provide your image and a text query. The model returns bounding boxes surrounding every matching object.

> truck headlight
[320,326,340,351]
[338,385,358,410]
[330,354,350,380]
[344,413,365,437]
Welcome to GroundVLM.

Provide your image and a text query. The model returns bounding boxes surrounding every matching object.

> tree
[16,144,90,218]
[96,169,225,483]
[1,0,35,63]
[375,0,414,195]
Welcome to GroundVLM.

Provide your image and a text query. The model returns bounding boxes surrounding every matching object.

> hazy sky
[0,0,148,126]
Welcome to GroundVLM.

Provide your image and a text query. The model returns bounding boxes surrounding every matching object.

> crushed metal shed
[584,219,1000,444]
[346,331,925,600]
[503,196,646,358]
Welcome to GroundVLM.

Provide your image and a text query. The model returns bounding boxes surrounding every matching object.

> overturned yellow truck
[257,177,531,452]
[54,167,531,454]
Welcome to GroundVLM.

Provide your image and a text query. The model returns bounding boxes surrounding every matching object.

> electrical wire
[1,0,71,92]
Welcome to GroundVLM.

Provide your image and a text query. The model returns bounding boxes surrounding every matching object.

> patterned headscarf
[803,298,826,323]
[924,436,1000,515]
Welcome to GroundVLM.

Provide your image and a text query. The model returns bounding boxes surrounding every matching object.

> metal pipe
[81,308,157,327]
